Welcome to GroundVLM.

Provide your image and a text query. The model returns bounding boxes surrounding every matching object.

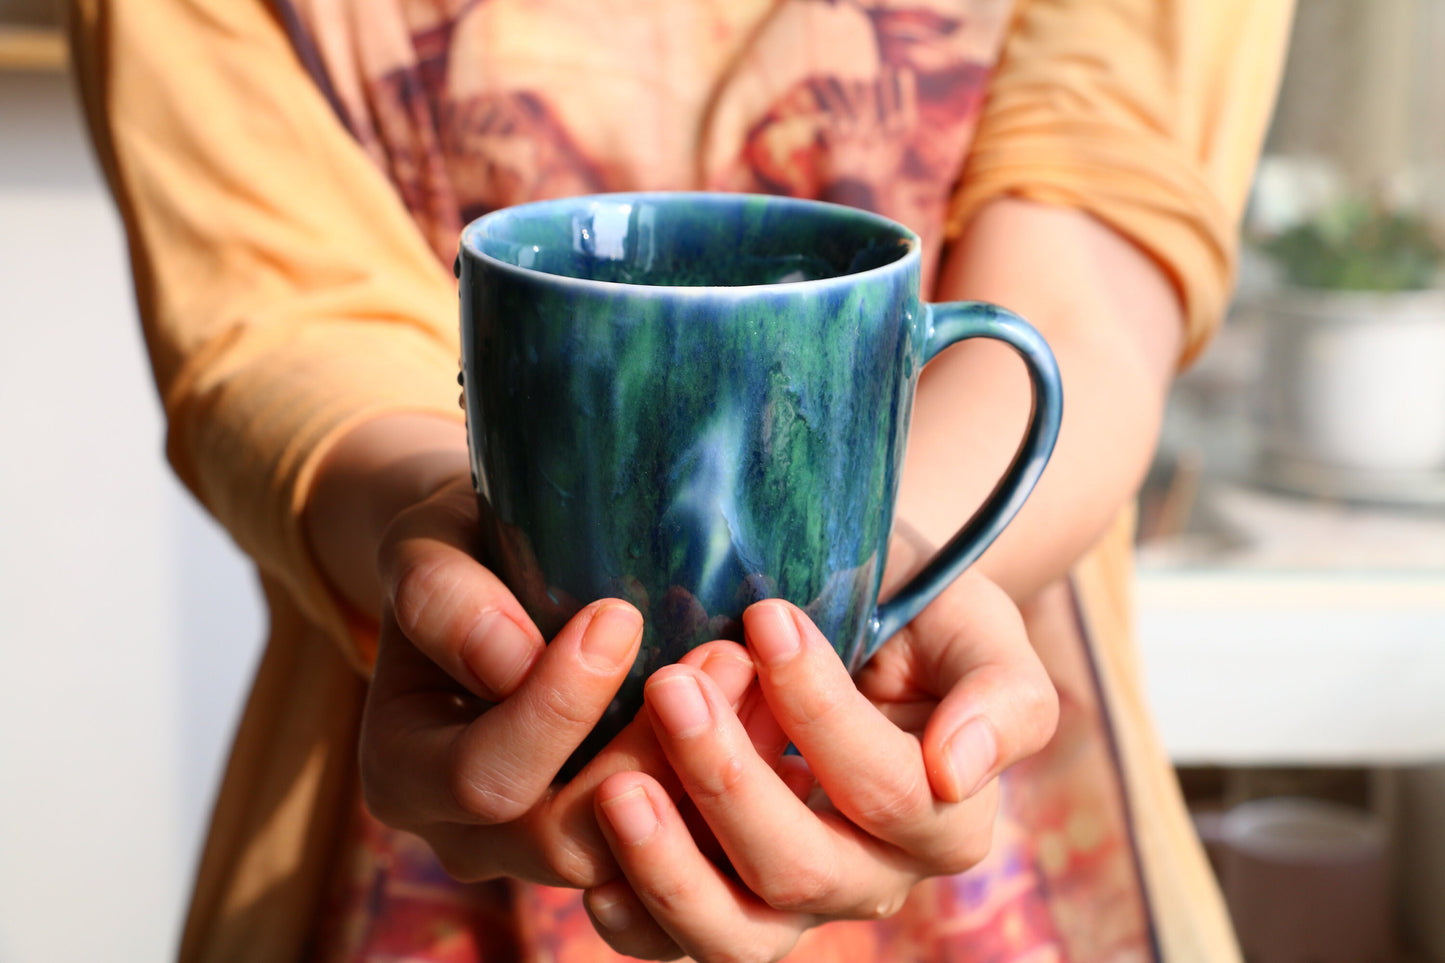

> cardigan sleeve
[68,0,463,669]
[948,0,1296,366]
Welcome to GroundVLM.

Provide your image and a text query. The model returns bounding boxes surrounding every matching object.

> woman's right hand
[358,479,757,888]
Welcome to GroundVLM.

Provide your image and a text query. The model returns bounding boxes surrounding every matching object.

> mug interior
[464,193,915,287]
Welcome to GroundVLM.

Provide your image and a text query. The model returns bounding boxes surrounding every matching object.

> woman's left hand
[581,571,1059,961]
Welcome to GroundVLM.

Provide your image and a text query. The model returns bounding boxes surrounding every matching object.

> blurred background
[1,1,1442,961]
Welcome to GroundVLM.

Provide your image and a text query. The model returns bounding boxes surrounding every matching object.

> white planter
[1258,288,1445,477]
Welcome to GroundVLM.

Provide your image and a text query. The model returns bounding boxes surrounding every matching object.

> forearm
[890,198,1184,603]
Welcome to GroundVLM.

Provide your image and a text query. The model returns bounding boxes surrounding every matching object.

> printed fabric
[276,2,1158,960]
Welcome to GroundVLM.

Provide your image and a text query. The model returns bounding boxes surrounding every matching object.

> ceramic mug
[457,192,1062,759]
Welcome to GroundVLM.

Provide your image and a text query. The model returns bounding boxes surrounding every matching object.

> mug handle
[865,301,1064,660]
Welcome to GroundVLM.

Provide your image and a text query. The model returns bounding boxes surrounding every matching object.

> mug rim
[459,191,922,296]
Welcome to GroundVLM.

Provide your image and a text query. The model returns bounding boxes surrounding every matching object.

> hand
[357,479,759,888]
[581,574,1059,962]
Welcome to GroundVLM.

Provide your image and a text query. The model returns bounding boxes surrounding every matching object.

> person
[68,0,1295,960]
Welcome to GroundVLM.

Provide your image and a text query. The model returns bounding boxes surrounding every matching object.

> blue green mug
[458,192,1061,760]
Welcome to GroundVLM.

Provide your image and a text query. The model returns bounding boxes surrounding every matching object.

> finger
[360,615,488,830]
[777,754,816,803]
[681,640,758,707]
[674,643,763,871]
[736,680,791,764]
[408,819,560,887]
[742,601,948,852]
[449,600,644,820]
[531,640,760,888]
[363,599,642,828]
[644,665,918,919]
[559,640,758,812]
[584,879,683,961]
[901,574,1060,803]
[594,772,806,962]
[380,483,544,701]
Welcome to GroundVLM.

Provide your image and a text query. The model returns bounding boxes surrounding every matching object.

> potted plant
[1251,193,1445,497]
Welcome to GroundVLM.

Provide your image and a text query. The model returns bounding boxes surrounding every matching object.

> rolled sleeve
[70,0,462,667]
[948,0,1296,367]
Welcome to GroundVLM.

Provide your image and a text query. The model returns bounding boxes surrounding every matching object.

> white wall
[0,71,264,963]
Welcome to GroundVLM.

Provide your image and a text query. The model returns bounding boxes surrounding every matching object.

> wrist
[303,413,469,620]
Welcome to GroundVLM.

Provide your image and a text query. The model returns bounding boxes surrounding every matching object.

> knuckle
[633,871,698,921]
[685,752,749,805]
[1022,673,1061,752]
[449,775,527,825]
[534,682,601,730]
[447,753,531,824]
[850,764,930,828]
[756,858,839,913]
[932,827,993,876]
[539,839,602,890]
[390,551,449,638]
[779,676,852,732]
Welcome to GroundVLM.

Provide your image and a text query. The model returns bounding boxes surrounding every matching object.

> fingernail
[600,786,658,845]
[461,611,539,697]
[946,718,998,799]
[745,602,801,667]
[587,885,633,932]
[647,674,711,738]
[580,604,643,671]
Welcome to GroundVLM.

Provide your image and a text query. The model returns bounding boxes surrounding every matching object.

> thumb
[902,574,1060,803]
